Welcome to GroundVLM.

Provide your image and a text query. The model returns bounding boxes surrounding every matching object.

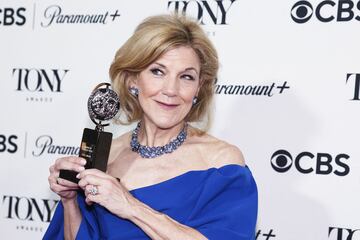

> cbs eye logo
[271,150,293,172]
[291,1,313,23]
[291,0,360,23]
[271,149,350,176]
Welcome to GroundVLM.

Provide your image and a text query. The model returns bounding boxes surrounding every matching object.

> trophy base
[59,170,79,183]
[59,128,112,184]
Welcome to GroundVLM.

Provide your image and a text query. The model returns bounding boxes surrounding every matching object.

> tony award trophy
[59,82,120,183]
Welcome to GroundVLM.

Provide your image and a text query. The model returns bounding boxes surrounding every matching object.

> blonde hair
[109,14,218,131]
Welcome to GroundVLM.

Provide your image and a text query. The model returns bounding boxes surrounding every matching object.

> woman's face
[134,46,201,129]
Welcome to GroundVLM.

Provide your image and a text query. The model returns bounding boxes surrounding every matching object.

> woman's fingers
[50,180,78,193]
[78,174,105,189]
[47,157,87,201]
[54,157,86,172]
[85,197,94,206]
[77,169,108,187]
[56,177,79,188]
[48,174,79,190]
[48,157,86,197]
[49,165,56,174]
[77,168,111,179]
[83,185,98,205]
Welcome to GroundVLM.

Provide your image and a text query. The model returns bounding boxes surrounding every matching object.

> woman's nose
[162,76,178,97]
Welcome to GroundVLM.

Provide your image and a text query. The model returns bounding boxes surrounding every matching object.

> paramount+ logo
[271,149,350,176]
[291,0,360,23]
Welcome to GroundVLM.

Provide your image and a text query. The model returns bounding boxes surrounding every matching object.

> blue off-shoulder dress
[44,164,258,240]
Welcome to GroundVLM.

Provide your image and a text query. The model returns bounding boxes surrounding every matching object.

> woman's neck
[138,119,185,147]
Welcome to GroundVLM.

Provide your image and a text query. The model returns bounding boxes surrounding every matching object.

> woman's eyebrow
[184,67,199,75]
[153,62,166,68]
[153,62,199,75]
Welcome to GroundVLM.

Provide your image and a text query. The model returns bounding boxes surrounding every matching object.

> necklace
[130,122,187,158]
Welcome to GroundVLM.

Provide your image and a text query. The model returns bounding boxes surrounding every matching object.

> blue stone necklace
[130,122,187,158]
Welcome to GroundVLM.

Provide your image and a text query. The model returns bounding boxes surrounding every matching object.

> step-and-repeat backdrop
[1,0,359,239]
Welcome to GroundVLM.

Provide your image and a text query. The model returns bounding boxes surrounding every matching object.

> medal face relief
[87,83,120,124]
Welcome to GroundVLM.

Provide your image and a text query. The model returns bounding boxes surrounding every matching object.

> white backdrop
[1,0,359,239]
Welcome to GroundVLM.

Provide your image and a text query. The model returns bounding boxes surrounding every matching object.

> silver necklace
[130,122,187,158]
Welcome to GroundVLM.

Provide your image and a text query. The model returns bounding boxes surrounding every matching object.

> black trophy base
[59,169,79,183]
[59,128,112,184]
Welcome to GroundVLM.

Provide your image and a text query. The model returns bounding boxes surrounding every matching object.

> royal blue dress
[44,164,258,239]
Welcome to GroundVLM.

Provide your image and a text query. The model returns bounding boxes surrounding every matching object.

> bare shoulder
[188,129,246,169]
[207,136,246,168]
[108,131,132,164]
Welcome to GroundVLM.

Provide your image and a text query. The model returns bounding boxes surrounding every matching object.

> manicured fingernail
[78,166,85,171]
[81,159,87,165]
[76,173,80,179]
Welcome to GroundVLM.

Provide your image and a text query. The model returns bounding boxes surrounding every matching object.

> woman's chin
[144,117,185,130]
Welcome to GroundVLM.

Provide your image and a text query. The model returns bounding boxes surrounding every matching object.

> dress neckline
[129,164,249,193]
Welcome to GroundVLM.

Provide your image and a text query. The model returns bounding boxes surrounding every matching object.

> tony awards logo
[60,82,120,183]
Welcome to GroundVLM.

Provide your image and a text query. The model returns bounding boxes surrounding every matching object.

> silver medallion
[87,83,120,127]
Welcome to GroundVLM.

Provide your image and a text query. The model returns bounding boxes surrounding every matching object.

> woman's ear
[127,74,140,98]
[127,73,139,89]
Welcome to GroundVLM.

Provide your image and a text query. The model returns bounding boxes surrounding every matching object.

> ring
[88,186,98,195]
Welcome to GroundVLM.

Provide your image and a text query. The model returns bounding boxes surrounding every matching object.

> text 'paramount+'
[41,5,121,27]
[32,135,79,157]
[215,81,290,97]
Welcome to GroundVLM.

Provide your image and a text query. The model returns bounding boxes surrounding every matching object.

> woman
[44,14,257,240]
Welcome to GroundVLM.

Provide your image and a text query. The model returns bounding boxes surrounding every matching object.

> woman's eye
[150,68,164,76]
[181,74,195,81]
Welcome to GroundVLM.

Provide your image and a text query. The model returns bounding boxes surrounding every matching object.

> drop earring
[129,87,139,98]
[192,96,198,106]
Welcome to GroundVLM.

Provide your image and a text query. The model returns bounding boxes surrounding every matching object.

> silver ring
[88,186,98,195]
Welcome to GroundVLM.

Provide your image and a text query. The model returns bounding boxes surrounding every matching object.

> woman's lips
[156,101,179,110]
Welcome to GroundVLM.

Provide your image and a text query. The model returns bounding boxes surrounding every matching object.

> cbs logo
[291,0,360,23]
[0,134,18,153]
[271,149,350,176]
[0,7,26,26]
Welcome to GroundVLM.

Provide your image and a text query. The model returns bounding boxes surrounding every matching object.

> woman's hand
[77,169,135,219]
[48,157,86,202]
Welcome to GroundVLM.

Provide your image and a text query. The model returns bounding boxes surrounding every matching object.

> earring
[129,87,139,98]
[192,96,198,106]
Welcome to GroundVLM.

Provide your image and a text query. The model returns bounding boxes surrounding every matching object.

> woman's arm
[128,197,207,240]
[62,198,82,240]
[48,157,87,239]
[78,169,208,240]
[124,140,247,239]
[77,141,246,240]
